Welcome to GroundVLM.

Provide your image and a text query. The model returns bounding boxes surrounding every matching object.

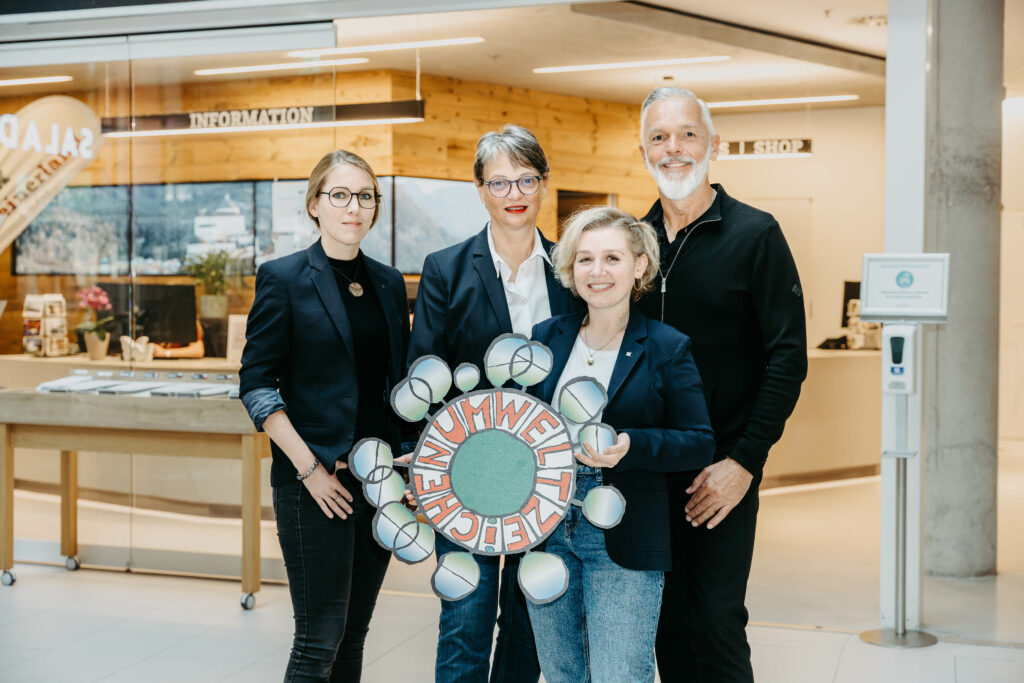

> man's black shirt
[638,184,807,475]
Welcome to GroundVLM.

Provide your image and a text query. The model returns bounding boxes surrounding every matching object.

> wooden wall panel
[389,71,657,238]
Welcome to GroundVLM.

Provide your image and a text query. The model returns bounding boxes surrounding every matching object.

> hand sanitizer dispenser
[882,324,916,395]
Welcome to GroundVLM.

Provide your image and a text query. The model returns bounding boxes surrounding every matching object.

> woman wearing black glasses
[408,125,580,683]
[240,149,409,682]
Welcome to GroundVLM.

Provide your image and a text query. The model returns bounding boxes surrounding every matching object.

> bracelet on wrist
[296,459,319,481]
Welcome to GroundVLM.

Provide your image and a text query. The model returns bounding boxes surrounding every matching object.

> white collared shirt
[486,225,553,337]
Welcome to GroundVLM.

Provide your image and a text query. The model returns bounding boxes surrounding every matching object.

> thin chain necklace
[330,258,364,298]
[580,315,627,366]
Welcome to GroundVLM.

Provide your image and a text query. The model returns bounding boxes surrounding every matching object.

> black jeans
[655,468,761,683]
[273,476,391,682]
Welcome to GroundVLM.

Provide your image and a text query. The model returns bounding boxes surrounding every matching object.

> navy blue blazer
[408,226,582,375]
[531,308,715,571]
[239,240,409,487]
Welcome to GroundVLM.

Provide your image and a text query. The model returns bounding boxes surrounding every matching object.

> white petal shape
[391,377,431,422]
[363,467,405,507]
[484,334,529,387]
[578,423,616,458]
[518,551,569,604]
[557,377,608,424]
[394,522,435,564]
[408,356,453,403]
[453,363,481,393]
[348,438,393,482]
[582,485,626,529]
[514,342,553,387]
[432,551,481,601]
[372,501,417,551]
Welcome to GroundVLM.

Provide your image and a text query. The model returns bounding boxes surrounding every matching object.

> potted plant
[183,250,233,318]
[74,286,114,360]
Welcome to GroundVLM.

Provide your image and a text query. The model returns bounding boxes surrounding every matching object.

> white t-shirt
[487,225,553,337]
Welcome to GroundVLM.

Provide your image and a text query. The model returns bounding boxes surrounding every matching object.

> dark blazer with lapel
[240,240,409,487]
[408,226,581,374]
[531,308,715,571]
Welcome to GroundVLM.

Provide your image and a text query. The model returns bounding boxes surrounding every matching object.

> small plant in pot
[75,286,114,360]
[183,250,235,318]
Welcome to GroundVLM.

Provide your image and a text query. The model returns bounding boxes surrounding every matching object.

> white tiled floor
[2,564,1024,682]
[2,442,1023,681]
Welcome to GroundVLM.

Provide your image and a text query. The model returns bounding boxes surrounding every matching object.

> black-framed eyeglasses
[318,187,381,209]
[482,175,545,198]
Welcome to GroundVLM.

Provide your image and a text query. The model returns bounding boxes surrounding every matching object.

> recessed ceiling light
[194,58,368,76]
[533,56,730,74]
[0,75,73,87]
[288,37,485,58]
[708,94,859,109]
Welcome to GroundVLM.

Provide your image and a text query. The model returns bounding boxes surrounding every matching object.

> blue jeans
[274,477,391,682]
[435,535,540,683]
[527,471,664,683]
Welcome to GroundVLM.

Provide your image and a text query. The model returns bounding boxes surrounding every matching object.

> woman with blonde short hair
[527,205,715,683]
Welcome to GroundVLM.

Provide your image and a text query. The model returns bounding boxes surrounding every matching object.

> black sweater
[638,184,807,475]
[327,253,390,446]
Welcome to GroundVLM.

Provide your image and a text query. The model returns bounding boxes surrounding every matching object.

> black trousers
[655,468,761,683]
[273,477,391,683]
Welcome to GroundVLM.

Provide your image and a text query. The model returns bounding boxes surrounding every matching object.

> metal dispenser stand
[858,253,949,648]
[859,322,936,647]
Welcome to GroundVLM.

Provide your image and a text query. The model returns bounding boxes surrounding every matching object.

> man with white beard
[637,87,808,682]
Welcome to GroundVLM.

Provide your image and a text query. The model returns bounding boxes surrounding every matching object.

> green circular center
[450,430,536,517]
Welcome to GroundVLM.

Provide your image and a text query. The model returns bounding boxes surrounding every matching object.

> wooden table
[0,390,271,609]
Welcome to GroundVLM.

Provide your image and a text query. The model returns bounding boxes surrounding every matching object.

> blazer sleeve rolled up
[239,263,291,431]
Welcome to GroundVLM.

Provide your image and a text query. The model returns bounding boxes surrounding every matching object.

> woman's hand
[575,432,630,468]
[301,459,354,519]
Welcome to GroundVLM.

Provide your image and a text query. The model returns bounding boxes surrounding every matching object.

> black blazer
[408,226,581,375]
[240,240,409,487]
[531,308,715,571]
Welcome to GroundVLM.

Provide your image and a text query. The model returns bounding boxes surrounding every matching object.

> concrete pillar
[922,0,1003,577]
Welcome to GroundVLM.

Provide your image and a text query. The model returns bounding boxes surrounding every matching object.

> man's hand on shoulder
[684,458,754,530]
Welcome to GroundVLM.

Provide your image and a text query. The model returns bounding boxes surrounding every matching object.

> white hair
[640,87,715,139]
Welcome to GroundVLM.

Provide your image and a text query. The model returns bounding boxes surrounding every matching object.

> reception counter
[0,353,241,390]
[762,349,882,487]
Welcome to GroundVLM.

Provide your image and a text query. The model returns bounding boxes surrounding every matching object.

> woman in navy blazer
[408,125,580,683]
[526,206,715,683]
[239,150,408,682]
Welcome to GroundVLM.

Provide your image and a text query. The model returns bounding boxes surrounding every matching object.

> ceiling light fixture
[288,37,485,58]
[0,75,73,87]
[708,94,859,108]
[533,56,730,74]
[194,57,368,76]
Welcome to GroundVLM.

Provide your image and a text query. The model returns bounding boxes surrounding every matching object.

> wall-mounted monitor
[95,282,198,353]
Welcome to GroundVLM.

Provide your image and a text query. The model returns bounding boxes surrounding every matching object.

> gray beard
[646,150,711,201]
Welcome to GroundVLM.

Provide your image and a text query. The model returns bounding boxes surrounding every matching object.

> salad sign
[0,95,103,254]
